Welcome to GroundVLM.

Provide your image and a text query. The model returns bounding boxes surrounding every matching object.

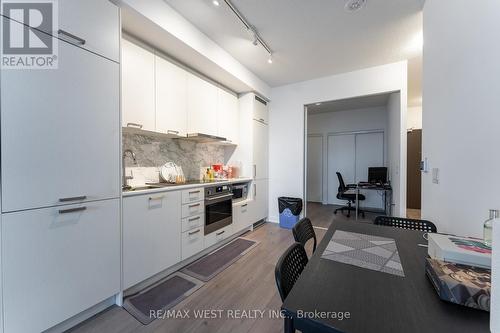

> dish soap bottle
[484,209,499,247]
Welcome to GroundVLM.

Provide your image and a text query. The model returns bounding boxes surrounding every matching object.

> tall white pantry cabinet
[0,2,121,332]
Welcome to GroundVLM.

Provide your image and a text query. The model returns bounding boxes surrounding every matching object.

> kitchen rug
[321,230,405,277]
[181,237,259,282]
[123,272,203,325]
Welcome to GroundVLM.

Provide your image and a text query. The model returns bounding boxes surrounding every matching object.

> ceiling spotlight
[247,26,259,46]
[212,0,220,6]
[345,0,366,12]
[268,56,273,64]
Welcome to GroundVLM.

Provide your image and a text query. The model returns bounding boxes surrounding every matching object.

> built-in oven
[231,182,248,202]
[204,184,233,235]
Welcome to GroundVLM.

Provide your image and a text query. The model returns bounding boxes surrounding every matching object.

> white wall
[407,106,422,130]
[387,92,406,216]
[307,107,388,206]
[268,62,408,222]
[422,0,500,238]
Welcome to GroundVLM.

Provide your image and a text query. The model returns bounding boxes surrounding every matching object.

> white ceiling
[164,0,423,104]
[307,93,391,115]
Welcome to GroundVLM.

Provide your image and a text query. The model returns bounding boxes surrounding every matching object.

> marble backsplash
[123,132,227,181]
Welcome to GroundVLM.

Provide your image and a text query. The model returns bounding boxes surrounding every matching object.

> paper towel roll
[492,220,500,332]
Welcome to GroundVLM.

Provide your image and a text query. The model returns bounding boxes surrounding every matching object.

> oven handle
[205,193,233,202]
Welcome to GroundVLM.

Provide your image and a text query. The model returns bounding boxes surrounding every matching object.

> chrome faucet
[122,149,137,189]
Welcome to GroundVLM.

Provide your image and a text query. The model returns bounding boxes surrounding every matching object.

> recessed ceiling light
[345,0,366,12]
[212,0,220,6]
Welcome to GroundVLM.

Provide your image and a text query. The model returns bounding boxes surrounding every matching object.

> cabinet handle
[188,216,201,222]
[189,203,201,208]
[189,190,201,194]
[58,29,86,45]
[188,229,201,236]
[59,206,87,214]
[253,165,256,178]
[59,196,87,203]
[259,118,265,123]
[149,195,164,201]
[254,184,257,198]
[127,122,143,129]
[167,130,179,135]
[216,230,225,236]
[241,204,248,208]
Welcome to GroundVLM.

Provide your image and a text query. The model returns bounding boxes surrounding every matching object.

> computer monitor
[368,167,387,184]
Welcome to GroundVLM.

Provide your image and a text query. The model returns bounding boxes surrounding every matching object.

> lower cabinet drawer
[181,214,204,232]
[181,226,204,260]
[182,201,204,218]
[181,187,204,204]
[204,224,233,249]
[2,199,121,333]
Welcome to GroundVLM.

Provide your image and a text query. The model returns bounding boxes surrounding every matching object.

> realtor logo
[1,0,58,69]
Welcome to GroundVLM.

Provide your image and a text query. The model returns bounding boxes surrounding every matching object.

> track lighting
[268,55,273,64]
[345,0,366,12]
[212,0,220,6]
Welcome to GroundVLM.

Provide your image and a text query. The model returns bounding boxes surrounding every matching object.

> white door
[217,88,239,144]
[122,39,156,131]
[252,120,269,179]
[187,73,217,135]
[327,134,355,204]
[1,34,120,212]
[355,132,385,208]
[2,199,120,333]
[155,55,188,136]
[123,191,182,289]
[307,135,323,203]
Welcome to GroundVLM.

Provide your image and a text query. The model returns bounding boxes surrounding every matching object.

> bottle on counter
[484,209,499,247]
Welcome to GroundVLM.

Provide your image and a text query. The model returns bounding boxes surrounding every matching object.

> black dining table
[281,220,490,333]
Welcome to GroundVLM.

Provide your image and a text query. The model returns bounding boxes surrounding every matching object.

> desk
[281,221,490,333]
[355,183,392,220]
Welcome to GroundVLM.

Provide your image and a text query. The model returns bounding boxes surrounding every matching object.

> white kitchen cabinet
[181,214,204,232]
[2,199,120,333]
[253,120,269,179]
[204,224,233,249]
[1,35,120,213]
[187,73,218,135]
[253,95,269,124]
[181,188,205,204]
[181,226,205,260]
[122,38,156,132]
[217,88,239,144]
[3,0,120,62]
[123,191,181,290]
[252,179,269,222]
[233,201,254,232]
[182,201,204,218]
[155,55,188,136]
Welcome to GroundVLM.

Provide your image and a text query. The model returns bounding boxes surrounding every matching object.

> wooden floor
[306,202,380,228]
[70,223,326,333]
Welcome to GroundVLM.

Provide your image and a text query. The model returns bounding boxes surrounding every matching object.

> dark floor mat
[123,273,203,325]
[181,237,259,282]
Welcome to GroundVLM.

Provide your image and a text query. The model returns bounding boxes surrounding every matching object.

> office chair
[334,172,365,218]
[374,216,438,233]
[275,242,309,333]
[292,217,317,254]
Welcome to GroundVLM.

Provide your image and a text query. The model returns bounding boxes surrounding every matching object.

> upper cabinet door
[58,0,120,62]
[2,0,120,61]
[122,39,156,132]
[217,88,239,144]
[1,34,120,212]
[187,73,218,135]
[253,96,269,124]
[253,120,269,180]
[155,56,188,136]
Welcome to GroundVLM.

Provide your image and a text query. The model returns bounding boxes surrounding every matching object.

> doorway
[306,135,323,203]
[406,129,422,217]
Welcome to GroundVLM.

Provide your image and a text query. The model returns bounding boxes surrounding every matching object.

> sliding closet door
[356,132,385,208]
[327,134,355,204]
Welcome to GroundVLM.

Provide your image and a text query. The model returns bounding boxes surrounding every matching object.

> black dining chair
[275,242,309,333]
[374,216,438,233]
[292,217,317,254]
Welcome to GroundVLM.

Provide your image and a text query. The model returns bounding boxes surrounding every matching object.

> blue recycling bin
[278,197,303,229]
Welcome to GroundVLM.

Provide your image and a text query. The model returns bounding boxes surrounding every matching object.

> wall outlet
[432,168,439,184]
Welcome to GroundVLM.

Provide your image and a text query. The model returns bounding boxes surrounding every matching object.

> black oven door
[204,193,233,235]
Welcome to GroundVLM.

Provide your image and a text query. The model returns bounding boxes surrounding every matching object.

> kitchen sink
[123,183,179,192]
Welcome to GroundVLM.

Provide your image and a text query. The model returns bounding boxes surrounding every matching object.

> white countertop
[122,178,253,197]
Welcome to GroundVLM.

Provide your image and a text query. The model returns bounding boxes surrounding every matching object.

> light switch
[432,168,439,184]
